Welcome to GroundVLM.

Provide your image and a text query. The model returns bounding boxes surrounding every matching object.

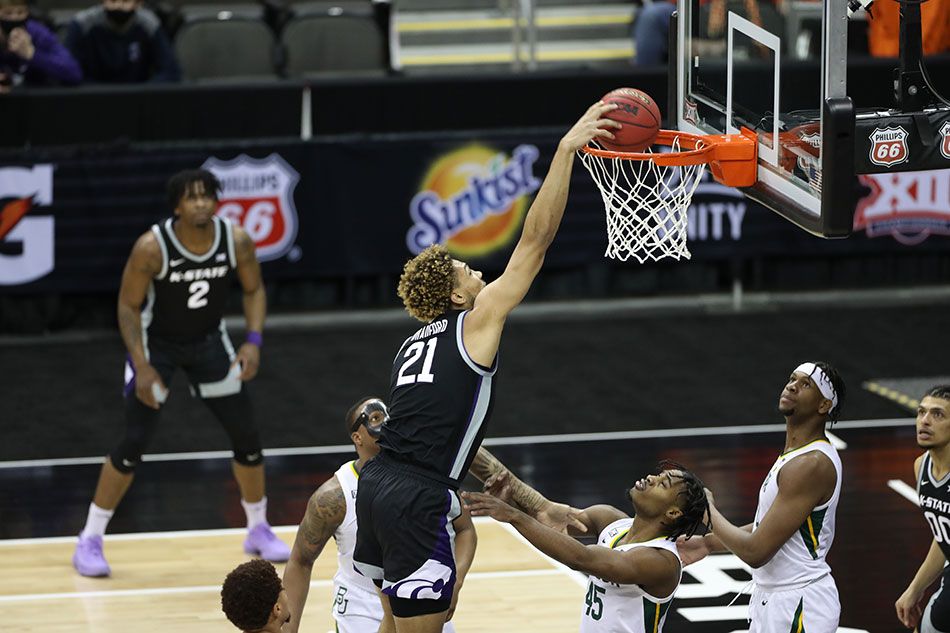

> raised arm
[461,492,677,597]
[461,102,619,366]
[117,231,163,409]
[233,226,266,381]
[469,448,592,535]
[896,454,944,630]
[707,452,836,568]
[283,477,346,633]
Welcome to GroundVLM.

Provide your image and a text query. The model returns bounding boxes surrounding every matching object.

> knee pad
[232,445,264,466]
[110,441,145,473]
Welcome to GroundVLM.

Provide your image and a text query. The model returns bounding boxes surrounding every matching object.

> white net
[579,139,706,263]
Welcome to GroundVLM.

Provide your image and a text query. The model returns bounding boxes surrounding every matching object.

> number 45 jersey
[918,453,950,560]
[379,310,498,488]
[581,518,682,633]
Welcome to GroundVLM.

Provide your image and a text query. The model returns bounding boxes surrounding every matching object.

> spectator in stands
[631,0,676,65]
[0,0,82,90]
[65,0,180,83]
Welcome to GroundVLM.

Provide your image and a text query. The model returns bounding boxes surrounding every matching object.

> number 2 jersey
[917,452,950,561]
[144,216,237,342]
[378,309,498,489]
[580,518,682,633]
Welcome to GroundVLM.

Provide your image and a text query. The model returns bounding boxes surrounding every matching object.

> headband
[794,362,838,411]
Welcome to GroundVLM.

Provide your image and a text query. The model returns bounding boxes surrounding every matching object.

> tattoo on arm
[295,481,346,565]
[470,448,505,482]
[470,448,549,516]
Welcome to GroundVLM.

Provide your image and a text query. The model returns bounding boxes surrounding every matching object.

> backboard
[672,0,856,237]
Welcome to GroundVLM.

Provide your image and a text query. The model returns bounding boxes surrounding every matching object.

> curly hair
[657,460,710,542]
[167,169,221,211]
[221,559,281,631]
[397,245,457,322]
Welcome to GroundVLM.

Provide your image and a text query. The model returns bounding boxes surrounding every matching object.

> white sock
[80,503,114,539]
[241,497,268,529]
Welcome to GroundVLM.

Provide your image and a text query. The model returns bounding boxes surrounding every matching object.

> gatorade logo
[406,144,541,257]
[0,165,55,285]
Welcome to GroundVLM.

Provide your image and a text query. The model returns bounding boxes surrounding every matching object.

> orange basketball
[599,88,662,152]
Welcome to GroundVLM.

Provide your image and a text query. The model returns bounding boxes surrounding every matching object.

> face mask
[105,8,134,26]
[0,19,26,35]
[350,400,389,438]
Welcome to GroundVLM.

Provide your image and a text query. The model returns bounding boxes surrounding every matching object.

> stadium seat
[174,15,279,80]
[281,5,388,76]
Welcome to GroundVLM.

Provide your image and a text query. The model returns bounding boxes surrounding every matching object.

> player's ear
[665,506,683,522]
[818,399,832,415]
[351,431,362,447]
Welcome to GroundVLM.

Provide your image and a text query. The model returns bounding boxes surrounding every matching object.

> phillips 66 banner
[1,134,948,292]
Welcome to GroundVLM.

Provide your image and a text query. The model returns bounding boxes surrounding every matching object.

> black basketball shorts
[353,454,461,605]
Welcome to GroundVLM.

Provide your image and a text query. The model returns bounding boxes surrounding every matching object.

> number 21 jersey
[379,310,498,488]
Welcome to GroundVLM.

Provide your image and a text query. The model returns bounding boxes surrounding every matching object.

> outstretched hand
[537,502,588,535]
[559,101,621,153]
[676,534,711,566]
[461,491,521,524]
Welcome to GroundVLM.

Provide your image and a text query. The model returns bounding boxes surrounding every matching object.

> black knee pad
[110,444,144,473]
[388,596,450,618]
[203,392,262,465]
[232,446,264,466]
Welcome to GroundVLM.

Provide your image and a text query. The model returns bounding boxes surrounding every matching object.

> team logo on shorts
[406,144,540,258]
[940,121,950,161]
[868,126,909,168]
[202,153,300,262]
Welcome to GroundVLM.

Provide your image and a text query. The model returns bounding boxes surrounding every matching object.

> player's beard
[777,404,794,417]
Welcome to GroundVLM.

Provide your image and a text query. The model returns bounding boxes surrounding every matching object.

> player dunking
[72,169,289,577]
[462,460,709,633]
[353,102,621,633]
[680,361,846,632]
[896,386,950,632]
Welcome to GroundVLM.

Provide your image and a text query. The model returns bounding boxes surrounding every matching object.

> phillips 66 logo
[869,126,910,168]
[202,154,300,261]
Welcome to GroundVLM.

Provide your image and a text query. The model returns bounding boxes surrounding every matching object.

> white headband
[794,362,838,411]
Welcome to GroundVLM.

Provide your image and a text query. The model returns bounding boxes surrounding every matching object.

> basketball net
[579,138,705,263]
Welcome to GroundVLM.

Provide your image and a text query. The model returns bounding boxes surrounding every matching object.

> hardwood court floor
[0,421,927,632]
[0,521,589,632]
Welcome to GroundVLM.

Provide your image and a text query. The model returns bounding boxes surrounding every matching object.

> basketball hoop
[579,128,757,263]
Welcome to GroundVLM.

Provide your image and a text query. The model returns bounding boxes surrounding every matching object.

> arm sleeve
[26,23,83,85]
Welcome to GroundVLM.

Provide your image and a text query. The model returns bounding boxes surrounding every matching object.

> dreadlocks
[924,385,950,402]
[657,459,710,541]
[813,360,846,424]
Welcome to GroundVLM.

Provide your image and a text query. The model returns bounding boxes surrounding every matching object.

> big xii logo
[202,154,300,261]
[854,168,950,244]
[0,165,55,285]
[868,126,910,168]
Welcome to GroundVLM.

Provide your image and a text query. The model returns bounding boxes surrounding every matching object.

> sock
[241,497,268,529]
[80,503,114,539]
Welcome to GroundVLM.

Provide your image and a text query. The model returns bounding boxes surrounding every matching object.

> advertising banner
[1,136,947,293]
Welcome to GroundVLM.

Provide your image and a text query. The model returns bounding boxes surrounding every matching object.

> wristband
[246,331,263,347]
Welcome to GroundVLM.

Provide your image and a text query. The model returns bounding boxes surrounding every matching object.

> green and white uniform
[579,518,681,633]
[749,440,842,633]
[332,461,456,633]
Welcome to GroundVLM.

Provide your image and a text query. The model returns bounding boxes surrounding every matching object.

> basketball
[598,87,662,152]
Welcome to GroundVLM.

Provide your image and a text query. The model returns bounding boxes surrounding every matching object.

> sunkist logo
[406,144,541,257]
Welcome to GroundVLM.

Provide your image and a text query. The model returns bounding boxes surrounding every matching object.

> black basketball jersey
[144,216,237,341]
[378,309,498,488]
[917,453,950,561]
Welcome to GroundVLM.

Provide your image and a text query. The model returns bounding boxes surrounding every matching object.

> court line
[0,567,565,604]
[499,522,587,588]
[0,516,495,547]
[888,479,919,506]
[0,417,909,470]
